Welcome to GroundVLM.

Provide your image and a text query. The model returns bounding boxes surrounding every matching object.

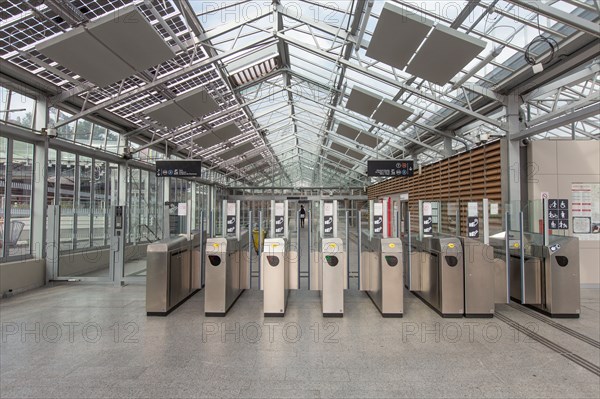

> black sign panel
[156,160,202,177]
[422,216,433,234]
[275,215,285,235]
[226,215,236,235]
[548,199,569,230]
[367,160,414,177]
[373,215,383,234]
[467,217,480,238]
[324,216,334,234]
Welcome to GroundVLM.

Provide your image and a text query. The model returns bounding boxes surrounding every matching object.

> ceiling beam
[512,104,599,140]
[523,62,600,102]
[277,33,505,130]
[507,0,600,38]
[451,1,481,29]
[527,90,599,126]
[52,35,276,128]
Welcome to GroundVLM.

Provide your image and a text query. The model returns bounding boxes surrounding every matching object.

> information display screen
[367,160,414,177]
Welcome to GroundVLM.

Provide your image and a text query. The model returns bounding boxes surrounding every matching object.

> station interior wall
[367,141,503,235]
[0,258,45,296]
[368,139,599,286]
[528,140,600,286]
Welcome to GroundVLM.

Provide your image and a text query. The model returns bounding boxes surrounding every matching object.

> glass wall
[195,183,209,232]
[4,89,36,129]
[0,137,6,259]
[53,152,121,258]
[127,166,163,245]
[0,137,34,260]
[76,156,92,248]
[93,160,108,247]
[59,151,75,251]
[10,141,34,256]
[48,107,125,155]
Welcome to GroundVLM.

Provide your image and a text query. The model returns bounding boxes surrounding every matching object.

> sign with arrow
[367,160,414,177]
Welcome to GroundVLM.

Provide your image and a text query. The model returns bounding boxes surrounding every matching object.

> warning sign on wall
[572,183,600,240]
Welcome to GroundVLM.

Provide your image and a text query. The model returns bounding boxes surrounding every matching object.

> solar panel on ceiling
[336,122,360,140]
[238,155,261,169]
[193,132,220,148]
[175,88,220,119]
[326,154,343,163]
[218,146,239,160]
[365,2,434,70]
[355,133,379,148]
[232,141,255,156]
[330,142,349,154]
[146,100,192,129]
[346,148,365,160]
[36,26,135,87]
[37,6,175,88]
[345,87,382,117]
[406,24,487,86]
[213,122,243,141]
[338,159,355,169]
[372,99,414,128]
[86,6,175,73]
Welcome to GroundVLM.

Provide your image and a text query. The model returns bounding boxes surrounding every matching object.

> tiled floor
[0,282,598,399]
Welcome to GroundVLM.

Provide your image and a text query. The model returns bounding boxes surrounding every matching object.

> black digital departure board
[367,160,414,177]
[156,160,202,177]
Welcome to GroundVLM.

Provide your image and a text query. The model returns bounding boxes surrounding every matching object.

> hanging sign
[367,160,414,177]
[156,160,202,177]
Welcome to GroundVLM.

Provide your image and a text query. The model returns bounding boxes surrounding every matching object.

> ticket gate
[204,233,248,316]
[319,237,345,317]
[146,232,204,316]
[361,234,403,317]
[403,239,425,291]
[459,237,496,317]
[262,238,290,317]
[408,235,464,317]
[492,232,580,317]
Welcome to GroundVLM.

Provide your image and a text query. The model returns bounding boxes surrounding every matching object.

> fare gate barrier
[410,235,465,317]
[361,235,404,317]
[262,237,290,317]
[460,237,496,317]
[493,232,580,318]
[319,237,345,317]
[204,234,248,316]
[146,232,204,316]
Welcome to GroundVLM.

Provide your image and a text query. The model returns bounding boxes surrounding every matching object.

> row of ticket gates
[146,200,581,319]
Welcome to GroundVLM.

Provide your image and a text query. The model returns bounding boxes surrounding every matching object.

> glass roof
[0,0,598,186]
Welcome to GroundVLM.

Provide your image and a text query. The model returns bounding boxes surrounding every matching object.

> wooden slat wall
[367,141,502,236]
